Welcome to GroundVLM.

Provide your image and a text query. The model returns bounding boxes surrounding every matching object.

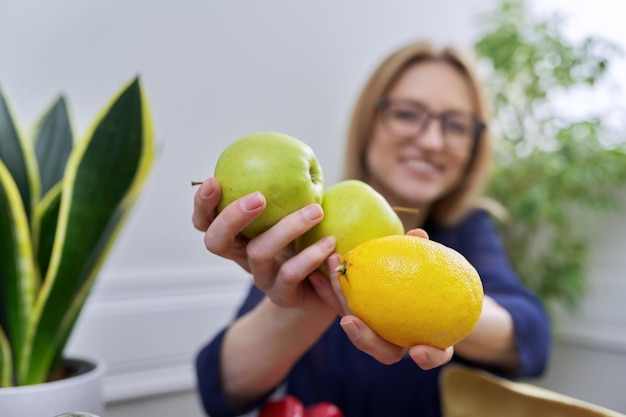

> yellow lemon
[336,235,483,349]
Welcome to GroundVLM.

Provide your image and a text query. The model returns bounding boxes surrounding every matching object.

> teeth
[406,160,437,171]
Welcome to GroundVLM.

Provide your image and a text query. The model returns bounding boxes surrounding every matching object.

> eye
[389,107,424,123]
[444,116,473,135]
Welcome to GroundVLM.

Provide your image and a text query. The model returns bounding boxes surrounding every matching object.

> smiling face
[364,60,478,215]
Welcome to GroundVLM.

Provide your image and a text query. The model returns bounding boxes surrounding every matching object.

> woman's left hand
[336,313,454,370]
[311,228,454,370]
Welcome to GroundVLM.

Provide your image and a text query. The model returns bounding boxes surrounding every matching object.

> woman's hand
[312,227,454,370]
[193,179,453,369]
[192,177,258,272]
[192,177,337,310]
[338,314,454,370]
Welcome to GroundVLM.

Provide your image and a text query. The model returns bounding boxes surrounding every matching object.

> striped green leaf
[34,96,73,198]
[33,184,63,283]
[0,160,37,387]
[0,326,13,387]
[20,77,155,384]
[0,86,38,222]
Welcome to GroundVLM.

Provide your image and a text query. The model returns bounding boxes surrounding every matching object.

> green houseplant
[474,0,626,314]
[0,76,155,388]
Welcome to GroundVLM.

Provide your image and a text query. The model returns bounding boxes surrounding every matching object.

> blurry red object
[259,395,305,417]
[258,396,344,417]
[305,402,344,417]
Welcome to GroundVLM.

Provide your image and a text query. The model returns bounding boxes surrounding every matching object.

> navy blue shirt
[196,209,551,417]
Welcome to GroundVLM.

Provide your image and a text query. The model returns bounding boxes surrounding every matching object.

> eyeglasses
[376,98,485,153]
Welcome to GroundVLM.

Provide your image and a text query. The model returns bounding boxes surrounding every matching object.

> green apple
[295,179,405,275]
[214,131,324,238]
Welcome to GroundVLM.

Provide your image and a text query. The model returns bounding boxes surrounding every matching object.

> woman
[192,41,550,417]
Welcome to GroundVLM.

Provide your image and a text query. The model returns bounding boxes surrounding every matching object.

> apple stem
[335,262,347,276]
[392,206,420,215]
[191,181,203,186]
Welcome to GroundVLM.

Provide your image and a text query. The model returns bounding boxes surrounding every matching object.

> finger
[192,177,221,231]
[309,254,344,314]
[204,191,266,255]
[328,254,350,315]
[408,345,454,370]
[406,228,429,239]
[339,315,406,365]
[247,203,324,277]
[269,235,336,304]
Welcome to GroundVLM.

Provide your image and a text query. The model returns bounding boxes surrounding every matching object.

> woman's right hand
[192,177,338,310]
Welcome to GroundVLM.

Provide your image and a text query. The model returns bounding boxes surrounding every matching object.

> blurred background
[1,0,625,415]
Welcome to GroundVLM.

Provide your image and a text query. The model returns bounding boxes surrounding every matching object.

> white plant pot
[0,357,105,417]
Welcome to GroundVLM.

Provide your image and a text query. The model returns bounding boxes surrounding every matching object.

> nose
[410,118,445,150]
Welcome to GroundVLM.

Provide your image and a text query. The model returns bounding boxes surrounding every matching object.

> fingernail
[199,178,217,198]
[303,204,323,221]
[319,235,336,250]
[240,192,265,212]
[413,351,430,366]
[340,319,361,340]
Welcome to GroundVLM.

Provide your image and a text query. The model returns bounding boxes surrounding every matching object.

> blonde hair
[343,41,493,226]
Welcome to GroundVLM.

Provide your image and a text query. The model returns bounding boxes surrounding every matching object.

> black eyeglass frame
[376,98,486,151]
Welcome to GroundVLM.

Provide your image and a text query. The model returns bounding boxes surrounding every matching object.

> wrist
[262,296,337,336]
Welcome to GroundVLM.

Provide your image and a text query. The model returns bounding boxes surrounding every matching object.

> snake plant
[0,77,155,387]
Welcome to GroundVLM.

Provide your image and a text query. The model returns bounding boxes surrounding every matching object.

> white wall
[520,1,626,413]
[1,1,625,416]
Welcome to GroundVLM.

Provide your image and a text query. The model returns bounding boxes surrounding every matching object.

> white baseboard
[104,362,196,402]
[555,321,626,354]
